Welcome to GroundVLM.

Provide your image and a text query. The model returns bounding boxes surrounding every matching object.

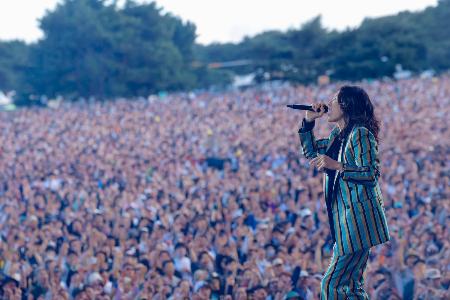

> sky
[0,0,438,45]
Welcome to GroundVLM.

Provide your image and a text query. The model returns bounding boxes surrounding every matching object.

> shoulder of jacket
[350,126,374,139]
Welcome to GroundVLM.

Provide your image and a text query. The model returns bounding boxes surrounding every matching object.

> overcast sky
[0,0,438,45]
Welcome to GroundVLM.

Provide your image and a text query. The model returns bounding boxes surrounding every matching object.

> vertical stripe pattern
[298,126,340,159]
[321,244,371,299]
[298,125,390,256]
[340,127,380,186]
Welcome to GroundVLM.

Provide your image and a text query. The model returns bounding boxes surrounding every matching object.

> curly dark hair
[337,85,381,144]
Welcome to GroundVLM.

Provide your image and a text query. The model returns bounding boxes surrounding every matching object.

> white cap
[88,272,103,285]
[232,209,243,219]
[300,270,309,277]
[425,268,441,279]
[273,258,284,266]
[104,281,113,294]
[177,257,191,272]
[12,273,21,282]
[299,208,312,217]
[126,247,136,256]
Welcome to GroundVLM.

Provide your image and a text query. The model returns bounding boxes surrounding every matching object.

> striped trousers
[320,243,371,299]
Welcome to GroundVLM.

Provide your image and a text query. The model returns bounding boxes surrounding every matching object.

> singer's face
[327,93,344,123]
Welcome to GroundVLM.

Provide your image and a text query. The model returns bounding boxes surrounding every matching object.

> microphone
[286,104,328,113]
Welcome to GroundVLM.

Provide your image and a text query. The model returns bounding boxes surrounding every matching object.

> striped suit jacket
[299,122,390,256]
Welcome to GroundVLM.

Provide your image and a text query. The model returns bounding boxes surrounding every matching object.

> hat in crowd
[0,275,19,289]
[287,227,296,234]
[404,250,421,264]
[194,280,211,292]
[177,257,191,272]
[93,208,104,215]
[299,208,312,218]
[421,196,432,204]
[313,273,323,280]
[126,247,137,256]
[273,258,284,266]
[232,209,243,219]
[425,268,441,279]
[284,291,301,299]
[87,272,103,285]
[425,243,439,255]
[299,270,309,277]
[11,273,21,283]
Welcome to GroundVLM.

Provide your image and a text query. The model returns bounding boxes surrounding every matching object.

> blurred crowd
[0,75,448,299]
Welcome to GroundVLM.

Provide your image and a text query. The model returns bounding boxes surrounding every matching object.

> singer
[297,86,390,299]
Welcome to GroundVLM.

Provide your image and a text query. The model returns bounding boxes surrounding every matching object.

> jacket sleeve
[298,118,334,159]
[339,127,380,186]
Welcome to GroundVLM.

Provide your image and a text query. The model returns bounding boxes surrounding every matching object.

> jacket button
[346,205,350,209]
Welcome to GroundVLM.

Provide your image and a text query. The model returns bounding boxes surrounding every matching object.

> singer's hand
[305,103,327,121]
[310,154,343,171]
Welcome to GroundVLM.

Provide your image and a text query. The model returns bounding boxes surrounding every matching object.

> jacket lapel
[325,127,340,153]
[332,124,355,192]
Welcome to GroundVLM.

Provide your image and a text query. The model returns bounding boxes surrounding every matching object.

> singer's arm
[338,127,380,187]
[298,118,339,159]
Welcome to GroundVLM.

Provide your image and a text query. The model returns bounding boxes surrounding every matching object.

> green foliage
[0,0,449,103]
[0,41,30,92]
[198,1,450,83]
[19,0,200,100]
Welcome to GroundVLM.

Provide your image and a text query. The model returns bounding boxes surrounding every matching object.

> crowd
[0,75,448,299]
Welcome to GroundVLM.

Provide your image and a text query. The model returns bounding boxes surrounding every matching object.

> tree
[0,41,31,92]
[26,0,199,99]
[1,0,450,103]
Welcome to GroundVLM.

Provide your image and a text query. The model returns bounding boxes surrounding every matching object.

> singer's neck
[337,119,347,132]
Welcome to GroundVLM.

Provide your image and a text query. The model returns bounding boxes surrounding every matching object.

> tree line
[0,0,449,104]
